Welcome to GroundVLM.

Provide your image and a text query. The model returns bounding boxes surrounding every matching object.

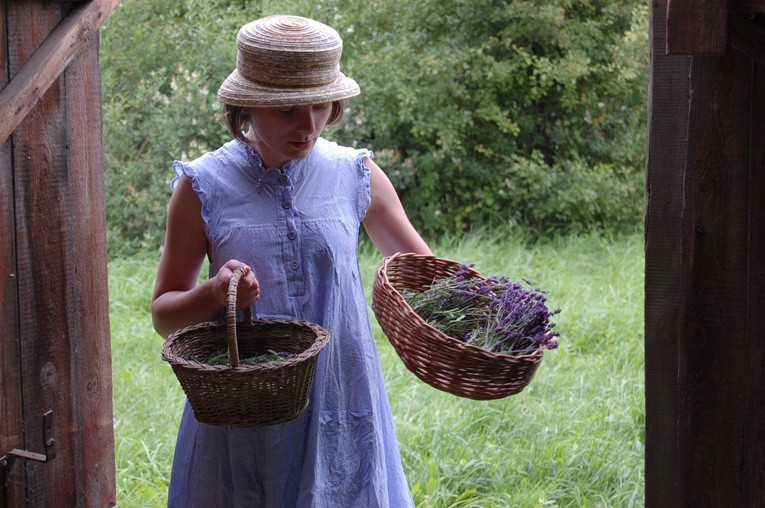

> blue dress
[166,137,414,507]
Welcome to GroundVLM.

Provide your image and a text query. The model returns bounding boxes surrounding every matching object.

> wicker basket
[162,267,330,426]
[372,252,544,400]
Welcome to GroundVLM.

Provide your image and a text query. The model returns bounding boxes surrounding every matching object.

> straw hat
[217,15,360,107]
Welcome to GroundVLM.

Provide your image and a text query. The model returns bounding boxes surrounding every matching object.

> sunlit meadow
[110,231,644,507]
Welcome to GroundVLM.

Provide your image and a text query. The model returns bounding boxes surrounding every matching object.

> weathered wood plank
[0,0,25,505]
[62,31,116,506]
[645,0,690,504]
[735,1,765,13]
[648,3,765,503]
[678,50,752,505]
[731,14,765,68]
[743,59,765,508]
[7,2,74,504]
[0,0,120,144]
[7,1,115,505]
[667,0,728,55]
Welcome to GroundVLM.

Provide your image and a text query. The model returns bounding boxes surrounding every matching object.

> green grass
[110,231,644,507]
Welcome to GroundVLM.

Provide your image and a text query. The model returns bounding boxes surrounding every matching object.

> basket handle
[226,266,250,368]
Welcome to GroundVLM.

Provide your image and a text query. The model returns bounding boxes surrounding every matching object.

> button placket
[280,185,305,296]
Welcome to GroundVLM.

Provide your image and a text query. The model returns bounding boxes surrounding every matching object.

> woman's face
[244,103,333,168]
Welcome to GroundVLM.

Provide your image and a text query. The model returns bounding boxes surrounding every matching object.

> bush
[101,0,254,256]
[329,0,648,237]
[101,0,648,256]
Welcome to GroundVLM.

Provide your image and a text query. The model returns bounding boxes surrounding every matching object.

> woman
[151,14,432,507]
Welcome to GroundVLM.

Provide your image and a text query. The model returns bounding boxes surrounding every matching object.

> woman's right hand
[212,260,261,310]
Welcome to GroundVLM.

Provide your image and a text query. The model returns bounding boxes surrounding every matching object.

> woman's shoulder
[183,139,246,169]
[172,139,248,191]
[314,137,372,164]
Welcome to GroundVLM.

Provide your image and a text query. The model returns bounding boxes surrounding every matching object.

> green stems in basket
[205,349,296,366]
[403,265,560,356]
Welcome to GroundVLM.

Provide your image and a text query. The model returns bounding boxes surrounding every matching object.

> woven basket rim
[377,252,544,360]
[162,317,330,373]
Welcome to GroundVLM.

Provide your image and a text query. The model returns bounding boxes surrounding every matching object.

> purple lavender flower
[403,266,561,356]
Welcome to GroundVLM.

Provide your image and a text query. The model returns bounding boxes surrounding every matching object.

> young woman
[151,14,432,507]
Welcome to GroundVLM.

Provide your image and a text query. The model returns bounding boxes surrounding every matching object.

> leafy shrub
[329,0,648,237]
[101,0,254,256]
[101,0,648,256]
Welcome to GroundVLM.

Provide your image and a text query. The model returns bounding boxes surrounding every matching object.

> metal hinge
[0,411,56,505]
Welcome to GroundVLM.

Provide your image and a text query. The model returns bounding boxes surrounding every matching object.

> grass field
[110,231,644,507]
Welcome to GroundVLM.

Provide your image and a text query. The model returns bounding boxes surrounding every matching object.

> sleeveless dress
[166,137,414,507]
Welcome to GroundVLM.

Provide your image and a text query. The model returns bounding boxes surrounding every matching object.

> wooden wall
[646,1,765,505]
[1,1,117,505]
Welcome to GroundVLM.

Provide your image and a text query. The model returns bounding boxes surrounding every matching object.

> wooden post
[648,0,765,505]
[1,1,118,505]
[0,0,24,503]
[645,0,689,503]
[666,0,728,55]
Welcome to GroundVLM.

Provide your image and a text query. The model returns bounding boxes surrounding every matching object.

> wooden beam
[0,0,120,145]
[667,0,729,55]
[4,1,117,503]
[646,0,690,504]
[743,60,765,508]
[735,1,765,13]
[731,14,765,67]
[677,49,753,505]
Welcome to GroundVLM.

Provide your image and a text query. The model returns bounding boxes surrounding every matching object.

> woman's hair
[223,100,347,142]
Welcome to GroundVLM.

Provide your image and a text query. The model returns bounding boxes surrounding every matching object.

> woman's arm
[362,158,433,257]
[151,174,260,338]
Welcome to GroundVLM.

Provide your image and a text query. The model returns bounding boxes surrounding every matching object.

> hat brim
[217,69,360,107]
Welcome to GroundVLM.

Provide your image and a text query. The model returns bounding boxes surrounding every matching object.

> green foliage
[101,0,648,255]
[329,0,649,237]
[101,0,256,256]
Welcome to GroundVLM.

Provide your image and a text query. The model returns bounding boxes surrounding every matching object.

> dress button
[280,175,289,184]
[288,231,297,240]
[282,201,292,209]
[291,261,299,270]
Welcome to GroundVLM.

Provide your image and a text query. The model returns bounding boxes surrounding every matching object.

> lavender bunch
[403,265,560,356]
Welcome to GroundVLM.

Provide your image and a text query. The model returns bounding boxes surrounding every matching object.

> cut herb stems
[402,264,560,356]
[205,349,296,366]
